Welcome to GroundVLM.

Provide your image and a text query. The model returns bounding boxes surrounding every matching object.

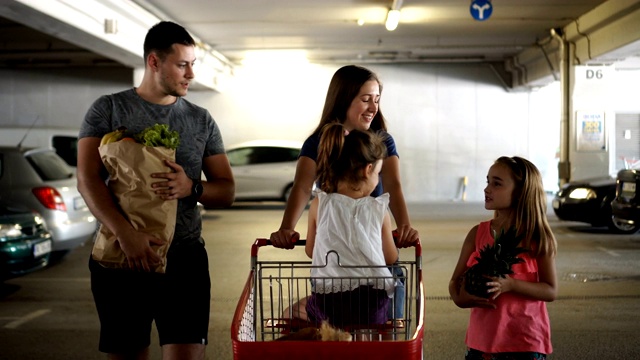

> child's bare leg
[281,295,309,321]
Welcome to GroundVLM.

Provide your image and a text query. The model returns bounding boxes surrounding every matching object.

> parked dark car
[611,169,640,233]
[0,146,97,255]
[0,201,52,280]
[552,175,640,234]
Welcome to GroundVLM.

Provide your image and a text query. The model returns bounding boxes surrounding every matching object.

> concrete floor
[1,201,640,359]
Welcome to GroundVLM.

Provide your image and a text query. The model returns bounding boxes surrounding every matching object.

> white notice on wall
[576,111,606,152]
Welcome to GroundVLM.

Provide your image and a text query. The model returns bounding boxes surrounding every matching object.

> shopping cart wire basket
[231,238,425,359]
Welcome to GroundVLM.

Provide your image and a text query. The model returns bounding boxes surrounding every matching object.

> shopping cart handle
[251,238,307,257]
[392,231,422,257]
[252,236,421,258]
[258,239,307,247]
[250,237,420,271]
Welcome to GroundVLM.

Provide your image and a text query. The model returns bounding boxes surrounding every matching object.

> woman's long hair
[312,65,388,135]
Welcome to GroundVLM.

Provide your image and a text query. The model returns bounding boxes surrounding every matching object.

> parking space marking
[4,309,50,329]
[597,246,620,257]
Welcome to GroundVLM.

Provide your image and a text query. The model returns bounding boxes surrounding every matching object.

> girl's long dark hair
[316,123,387,193]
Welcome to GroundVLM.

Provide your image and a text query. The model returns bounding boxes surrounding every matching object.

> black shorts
[89,238,210,354]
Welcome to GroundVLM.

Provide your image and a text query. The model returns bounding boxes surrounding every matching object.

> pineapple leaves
[464,227,528,298]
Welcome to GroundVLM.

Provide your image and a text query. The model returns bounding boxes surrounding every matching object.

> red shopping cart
[231,238,424,359]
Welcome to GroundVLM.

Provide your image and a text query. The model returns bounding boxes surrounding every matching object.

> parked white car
[225,140,303,202]
[0,146,96,255]
[0,127,80,167]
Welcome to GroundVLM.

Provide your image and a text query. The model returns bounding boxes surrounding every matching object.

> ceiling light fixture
[104,19,118,34]
[385,0,403,31]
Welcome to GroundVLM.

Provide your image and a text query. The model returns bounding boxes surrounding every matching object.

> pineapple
[463,227,528,298]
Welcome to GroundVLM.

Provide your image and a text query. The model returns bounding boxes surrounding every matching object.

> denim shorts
[387,264,405,319]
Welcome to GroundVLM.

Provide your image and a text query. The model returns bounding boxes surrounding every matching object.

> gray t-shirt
[79,88,225,244]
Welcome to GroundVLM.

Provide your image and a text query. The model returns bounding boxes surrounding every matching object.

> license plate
[622,182,636,193]
[552,199,560,209]
[33,240,52,257]
[74,196,87,210]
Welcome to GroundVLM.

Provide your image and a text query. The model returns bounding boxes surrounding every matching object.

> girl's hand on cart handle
[269,229,300,249]
[393,226,420,248]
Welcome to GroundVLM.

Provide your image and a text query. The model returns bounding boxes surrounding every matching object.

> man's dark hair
[143,21,195,62]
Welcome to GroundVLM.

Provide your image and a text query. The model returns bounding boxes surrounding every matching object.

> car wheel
[603,194,640,234]
[608,215,640,234]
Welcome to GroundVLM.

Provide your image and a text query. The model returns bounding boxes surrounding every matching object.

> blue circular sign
[470,0,493,21]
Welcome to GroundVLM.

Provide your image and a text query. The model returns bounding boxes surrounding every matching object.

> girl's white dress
[311,191,394,297]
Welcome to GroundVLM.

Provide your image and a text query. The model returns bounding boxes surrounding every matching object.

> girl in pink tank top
[448,156,558,359]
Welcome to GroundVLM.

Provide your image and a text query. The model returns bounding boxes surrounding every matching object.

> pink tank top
[465,221,552,354]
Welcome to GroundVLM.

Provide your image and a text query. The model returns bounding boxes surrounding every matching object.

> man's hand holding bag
[91,124,180,273]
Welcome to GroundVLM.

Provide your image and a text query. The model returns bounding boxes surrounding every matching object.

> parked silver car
[0,146,96,254]
[225,140,302,202]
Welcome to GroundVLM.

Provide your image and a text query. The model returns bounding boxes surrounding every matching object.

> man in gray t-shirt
[77,21,234,359]
[80,88,226,243]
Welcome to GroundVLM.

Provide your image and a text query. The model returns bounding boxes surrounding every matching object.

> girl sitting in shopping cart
[284,123,399,328]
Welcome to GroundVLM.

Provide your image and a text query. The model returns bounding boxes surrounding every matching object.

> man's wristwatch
[191,178,203,200]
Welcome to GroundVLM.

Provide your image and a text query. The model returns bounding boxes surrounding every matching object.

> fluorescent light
[104,19,118,34]
[385,9,400,31]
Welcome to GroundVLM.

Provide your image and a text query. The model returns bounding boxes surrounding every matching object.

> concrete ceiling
[0,0,625,65]
[0,16,122,68]
[0,0,639,90]
[132,0,614,64]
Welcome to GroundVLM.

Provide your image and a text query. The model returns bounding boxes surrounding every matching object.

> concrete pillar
[554,29,572,186]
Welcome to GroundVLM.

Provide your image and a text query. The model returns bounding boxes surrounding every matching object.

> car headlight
[0,224,23,240]
[568,188,597,200]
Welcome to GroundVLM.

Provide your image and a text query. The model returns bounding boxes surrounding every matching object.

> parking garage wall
[189,62,562,202]
[0,63,563,202]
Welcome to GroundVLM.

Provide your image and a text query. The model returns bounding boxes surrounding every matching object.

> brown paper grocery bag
[91,141,177,273]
